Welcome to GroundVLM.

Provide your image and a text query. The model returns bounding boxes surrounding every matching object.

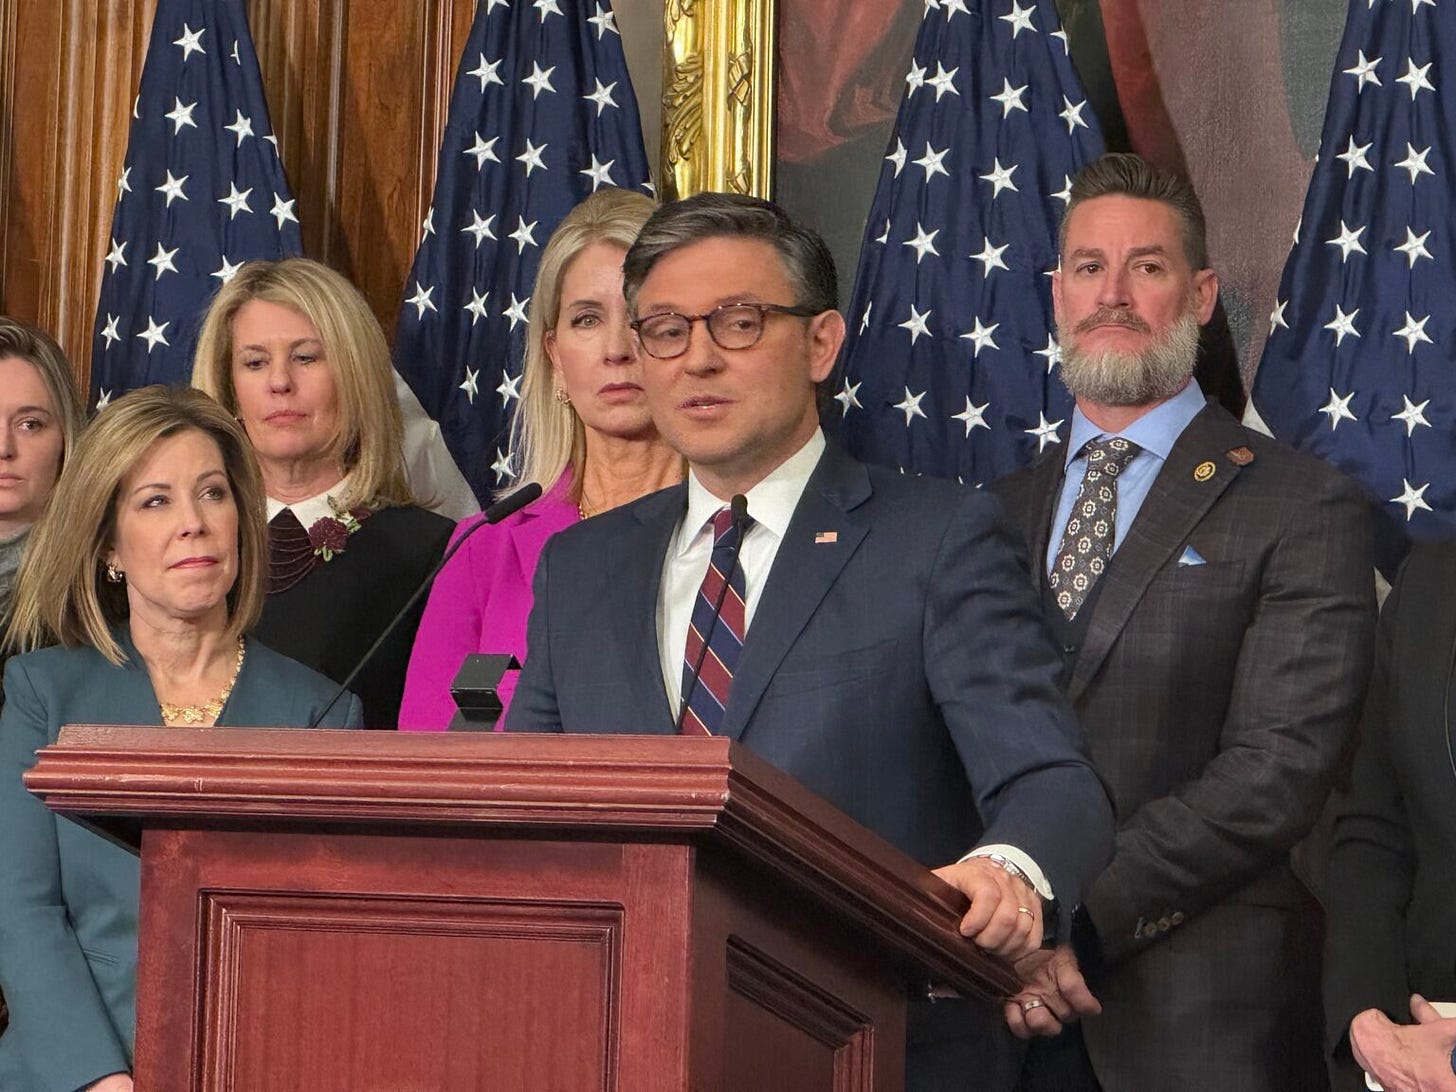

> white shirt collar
[267,478,351,527]
[675,429,826,556]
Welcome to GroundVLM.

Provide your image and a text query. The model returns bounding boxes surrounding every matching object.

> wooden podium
[26,728,1016,1091]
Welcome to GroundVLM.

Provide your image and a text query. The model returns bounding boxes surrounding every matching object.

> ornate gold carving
[661,1,703,199]
[660,0,776,201]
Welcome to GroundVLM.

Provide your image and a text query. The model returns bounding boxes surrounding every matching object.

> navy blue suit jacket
[0,633,361,1092]
[508,442,1113,1084]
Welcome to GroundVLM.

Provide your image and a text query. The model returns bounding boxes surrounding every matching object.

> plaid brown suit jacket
[997,399,1377,1091]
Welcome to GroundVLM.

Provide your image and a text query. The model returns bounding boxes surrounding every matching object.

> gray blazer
[997,400,1377,1090]
[508,441,1115,1089]
[0,633,361,1092]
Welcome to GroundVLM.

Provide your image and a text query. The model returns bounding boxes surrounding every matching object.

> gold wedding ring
[1021,998,1045,1012]
[1016,905,1035,917]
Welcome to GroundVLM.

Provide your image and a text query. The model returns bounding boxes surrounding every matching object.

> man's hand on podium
[1003,945,1101,1039]
[933,857,1043,959]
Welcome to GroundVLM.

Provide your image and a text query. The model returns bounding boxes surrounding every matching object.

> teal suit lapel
[222,637,281,726]
[1069,403,1247,702]
[614,485,685,732]
[106,629,165,726]
[721,446,871,742]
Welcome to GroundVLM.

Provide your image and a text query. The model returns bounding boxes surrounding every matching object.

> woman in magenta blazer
[399,189,681,730]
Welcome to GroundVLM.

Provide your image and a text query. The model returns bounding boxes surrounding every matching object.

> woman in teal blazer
[0,387,360,1092]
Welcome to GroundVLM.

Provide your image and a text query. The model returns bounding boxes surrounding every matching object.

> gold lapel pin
[1227,446,1254,466]
[1193,461,1216,482]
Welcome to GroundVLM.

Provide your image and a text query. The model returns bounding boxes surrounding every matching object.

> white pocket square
[1177,546,1207,567]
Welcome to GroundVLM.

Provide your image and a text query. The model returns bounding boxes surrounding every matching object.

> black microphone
[674,493,750,734]
[306,481,545,728]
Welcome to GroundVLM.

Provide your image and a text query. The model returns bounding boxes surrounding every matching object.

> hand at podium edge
[932,856,1042,959]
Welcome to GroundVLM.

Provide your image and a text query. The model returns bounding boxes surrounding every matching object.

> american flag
[828,0,1105,485]
[393,0,652,504]
[90,0,301,410]
[1252,0,1455,556]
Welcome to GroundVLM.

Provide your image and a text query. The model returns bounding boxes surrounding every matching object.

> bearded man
[994,153,1377,1092]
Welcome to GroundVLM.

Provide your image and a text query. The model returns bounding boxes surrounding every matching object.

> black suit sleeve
[503,536,564,734]
[1323,560,1418,1055]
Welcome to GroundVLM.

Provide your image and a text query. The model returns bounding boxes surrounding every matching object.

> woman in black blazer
[1324,542,1456,1089]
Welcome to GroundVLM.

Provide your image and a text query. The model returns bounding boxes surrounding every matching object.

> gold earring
[105,562,124,584]
[554,387,571,405]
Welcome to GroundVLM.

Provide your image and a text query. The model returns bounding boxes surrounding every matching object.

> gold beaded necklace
[158,639,246,727]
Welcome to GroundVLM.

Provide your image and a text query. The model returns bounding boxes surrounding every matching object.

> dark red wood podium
[26,728,1016,1091]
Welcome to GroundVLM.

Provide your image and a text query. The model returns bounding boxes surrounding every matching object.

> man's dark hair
[622,192,838,314]
[1061,153,1209,269]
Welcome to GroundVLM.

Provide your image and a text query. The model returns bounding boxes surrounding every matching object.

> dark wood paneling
[1,1,152,391]
[246,0,474,339]
[0,1,477,389]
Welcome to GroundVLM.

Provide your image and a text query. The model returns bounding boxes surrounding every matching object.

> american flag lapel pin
[814,531,838,544]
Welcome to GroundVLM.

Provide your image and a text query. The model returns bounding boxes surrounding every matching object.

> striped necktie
[679,507,751,735]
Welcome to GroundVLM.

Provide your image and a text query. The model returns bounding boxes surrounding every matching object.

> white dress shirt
[654,429,1051,898]
[657,430,825,714]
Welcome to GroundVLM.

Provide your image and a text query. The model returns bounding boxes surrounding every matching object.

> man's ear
[1192,269,1219,325]
[808,309,846,384]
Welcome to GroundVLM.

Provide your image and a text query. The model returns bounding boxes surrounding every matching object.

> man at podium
[507,193,1115,1088]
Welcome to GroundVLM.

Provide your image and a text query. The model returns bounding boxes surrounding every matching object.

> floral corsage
[307,499,370,562]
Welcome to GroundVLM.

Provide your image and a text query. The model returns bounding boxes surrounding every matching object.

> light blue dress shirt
[1045,381,1207,576]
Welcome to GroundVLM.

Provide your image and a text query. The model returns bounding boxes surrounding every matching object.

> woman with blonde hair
[0,318,84,625]
[0,386,358,1092]
[193,258,452,727]
[400,187,681,729]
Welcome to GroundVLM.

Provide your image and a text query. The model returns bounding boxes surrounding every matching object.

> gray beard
[1058,311,1201,407]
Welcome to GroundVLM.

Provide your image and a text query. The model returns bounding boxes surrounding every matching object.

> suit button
[1157,917,1170,933]
[1063,644,1078,655]
[1170,911,1184,926]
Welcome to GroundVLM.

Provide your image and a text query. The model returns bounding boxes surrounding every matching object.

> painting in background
[773,0,917,305]
[613,0,664,178]
[1070,0,1346,383]
[772,0,1348,385]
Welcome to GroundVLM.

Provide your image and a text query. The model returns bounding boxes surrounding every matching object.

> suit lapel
[1069,402,1247,701]
[108,629,165,724]
[505,496,576,590]
[721,445,871,741]
[1022,452,1067,599]
[609,485,685,732]
[222,638,269,725]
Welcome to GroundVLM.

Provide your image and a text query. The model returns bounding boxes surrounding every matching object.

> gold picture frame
[659,0,777,200]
